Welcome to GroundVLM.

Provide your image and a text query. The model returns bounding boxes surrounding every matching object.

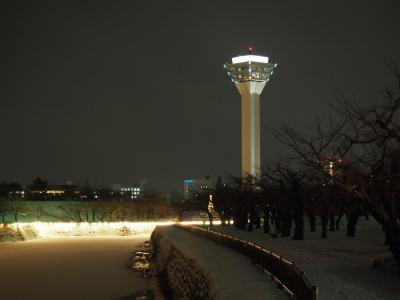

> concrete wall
[151,227,215,300]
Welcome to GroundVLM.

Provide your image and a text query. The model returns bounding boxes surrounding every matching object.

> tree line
[0,179,141,201]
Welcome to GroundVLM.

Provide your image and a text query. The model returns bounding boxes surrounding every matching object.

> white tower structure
[224,48,277,177]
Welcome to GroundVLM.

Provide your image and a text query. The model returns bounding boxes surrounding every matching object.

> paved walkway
[204,219,400,300]
[159,226,288,300]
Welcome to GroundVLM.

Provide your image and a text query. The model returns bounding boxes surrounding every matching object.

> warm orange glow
[5,220,225,238]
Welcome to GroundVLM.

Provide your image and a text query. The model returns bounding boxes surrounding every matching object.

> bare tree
[268,66,400,260]
[267,117,354,238]
[333,65,400,260]
[262,159,307,239]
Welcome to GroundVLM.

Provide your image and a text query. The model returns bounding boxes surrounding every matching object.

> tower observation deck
[224,48,277,177]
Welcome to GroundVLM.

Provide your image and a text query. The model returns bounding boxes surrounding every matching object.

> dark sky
[1,1,400,191]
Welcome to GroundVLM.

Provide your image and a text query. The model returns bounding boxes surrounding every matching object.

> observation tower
[224,47,277,177]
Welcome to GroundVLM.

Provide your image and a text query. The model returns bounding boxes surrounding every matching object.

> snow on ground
[205,218,400,300]
[16,222,173,239]
[0,236,150,300]
[156,226,288,300]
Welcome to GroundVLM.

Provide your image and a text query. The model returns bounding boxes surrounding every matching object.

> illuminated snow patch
[7,220,223,238]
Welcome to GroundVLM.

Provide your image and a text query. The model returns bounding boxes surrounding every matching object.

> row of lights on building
[121,187,141,192]
[10,187,142,199]
[121,187,141,199]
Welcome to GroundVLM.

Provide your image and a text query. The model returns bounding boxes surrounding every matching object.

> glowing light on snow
[180,220,222,225]
[6,220,225,238]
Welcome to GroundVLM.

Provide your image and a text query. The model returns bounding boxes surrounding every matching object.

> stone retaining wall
[151,227,215,300]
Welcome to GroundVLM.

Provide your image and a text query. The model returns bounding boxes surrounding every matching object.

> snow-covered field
[0,236,151,300]
[205,219,400,300]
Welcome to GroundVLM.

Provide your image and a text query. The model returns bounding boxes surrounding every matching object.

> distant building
[111,183,122,192]
[8,188,26,198]
[45,186,65,196]
[121,186,141,199]
[31,185,80,199]
[183,178,214,200]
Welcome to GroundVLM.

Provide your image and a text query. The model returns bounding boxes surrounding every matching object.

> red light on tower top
[248,46,253,54]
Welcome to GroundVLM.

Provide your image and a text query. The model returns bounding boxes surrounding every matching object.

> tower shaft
[224,52,277,178]
[236,81,265,177]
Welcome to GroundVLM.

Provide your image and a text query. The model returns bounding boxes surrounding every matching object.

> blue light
[184,180,194,183]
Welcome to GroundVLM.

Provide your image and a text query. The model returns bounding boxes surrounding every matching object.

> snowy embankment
[205,219,400,300]
[0,224,22,242]
[151,225,288,300]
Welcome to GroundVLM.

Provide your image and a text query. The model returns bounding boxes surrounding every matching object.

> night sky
[1,1,400,191]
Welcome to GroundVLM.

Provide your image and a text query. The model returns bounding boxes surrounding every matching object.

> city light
[232,55,269,64]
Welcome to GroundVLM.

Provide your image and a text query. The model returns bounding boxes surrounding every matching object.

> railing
[177,224,318,300]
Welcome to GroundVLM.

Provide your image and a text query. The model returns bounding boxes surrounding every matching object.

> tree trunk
[309,212,316,232]
[293,212,304,240]
[346,211,359,237]
[247,220,253,232]
[385,227,390,245]
[226,214,232,226]
[235,210,247,230]
[263,208,270,233]
[385,222,400,262]
[359,194,400,262]
[255,213,261,229]
[274,218,282,234]
[218,211,226,226]
[281,214,292,237]
[207,211,213,226]
[248,208,258,232]
[335,214,343,230]
[329,213,335,231]
[321,215,328,239]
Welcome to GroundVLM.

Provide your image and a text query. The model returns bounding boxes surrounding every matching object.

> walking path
[204,219,400,300]
[158,226,288,299]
